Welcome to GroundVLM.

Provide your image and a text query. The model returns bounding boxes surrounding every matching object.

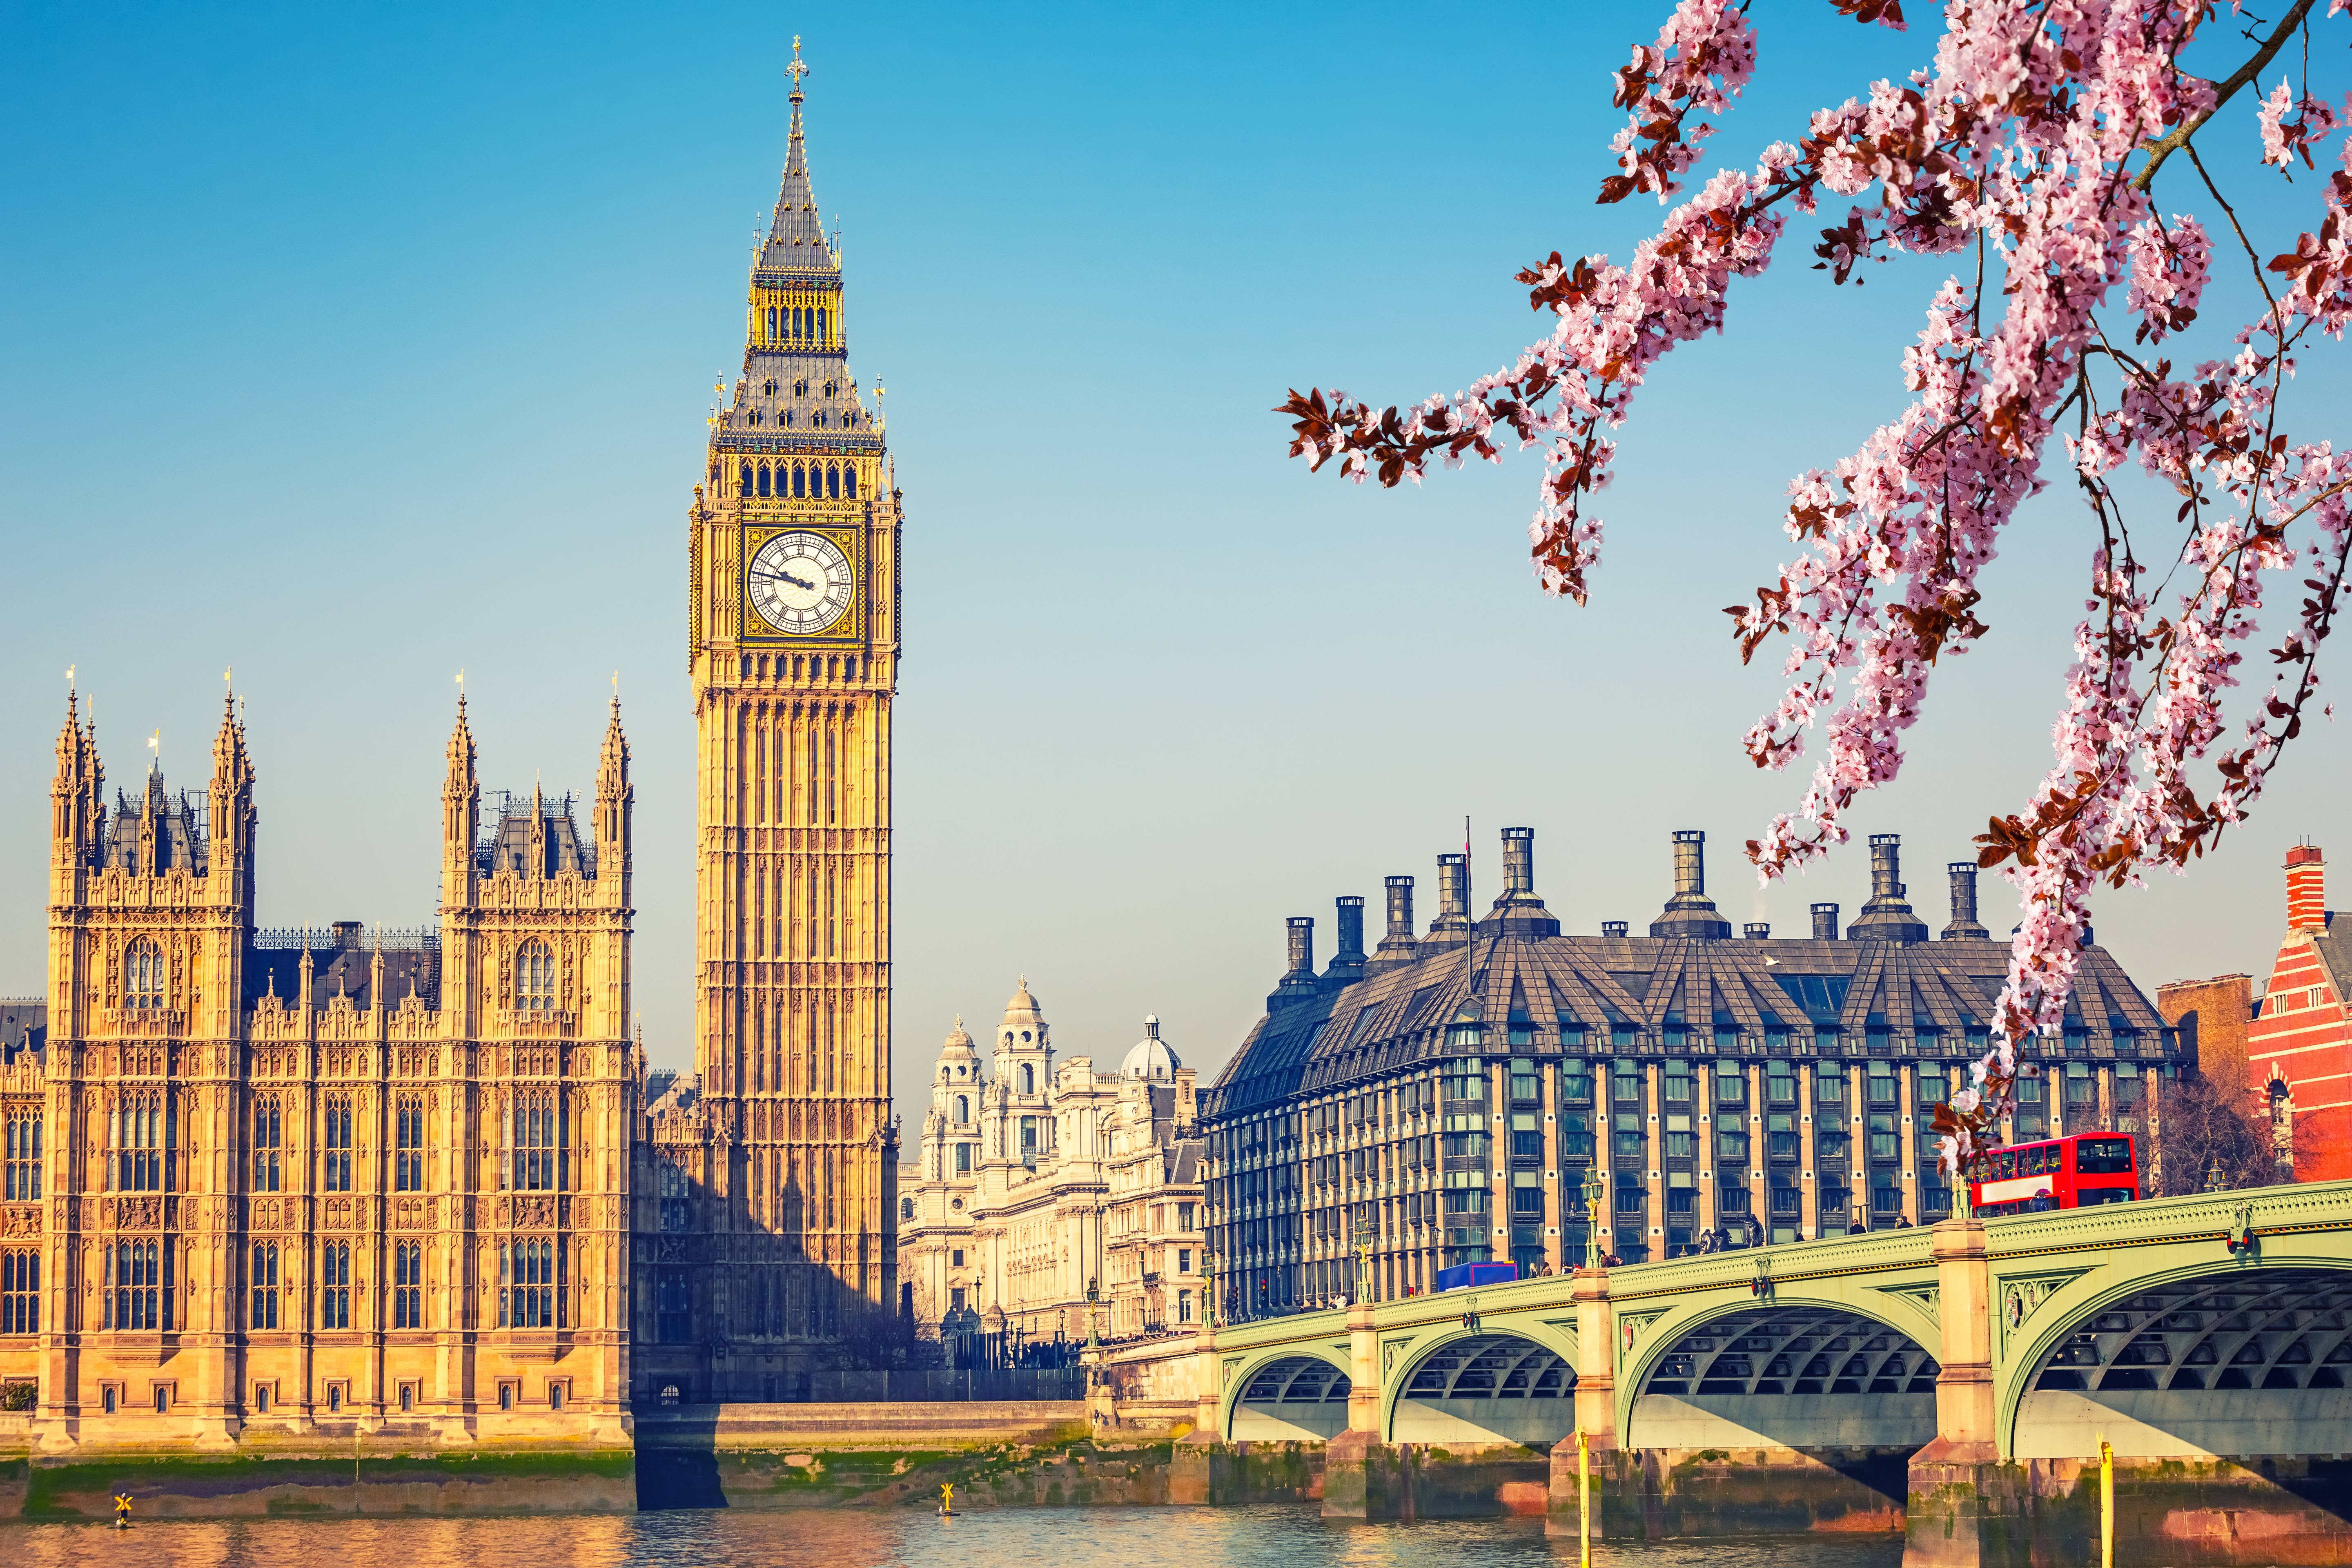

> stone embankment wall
[630,1401,1327,1513]
[0,1442,636,1520]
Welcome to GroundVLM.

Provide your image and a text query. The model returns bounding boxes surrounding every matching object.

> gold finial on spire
[788,36,809,94]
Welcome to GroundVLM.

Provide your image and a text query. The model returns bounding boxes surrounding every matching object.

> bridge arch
[2007,1262,2352,1459]
[1225,1350,1352,1442]
[1621,1300,1939,1452]
[1380,1323,1578,1447]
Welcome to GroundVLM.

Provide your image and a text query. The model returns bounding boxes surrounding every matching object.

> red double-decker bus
[1967,1133,2140,1216]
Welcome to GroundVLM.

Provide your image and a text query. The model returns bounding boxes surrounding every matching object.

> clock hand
[756,568,819,592]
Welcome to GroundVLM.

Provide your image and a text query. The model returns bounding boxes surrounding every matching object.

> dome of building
[999,975,1048,1048]
[937,1014,981,1080]
[1121,1015,1180,1081]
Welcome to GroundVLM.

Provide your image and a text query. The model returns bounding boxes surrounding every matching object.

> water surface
[13,1506,1910,1568]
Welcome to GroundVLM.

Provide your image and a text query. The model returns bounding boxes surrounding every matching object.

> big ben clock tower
[686,40,898,1356]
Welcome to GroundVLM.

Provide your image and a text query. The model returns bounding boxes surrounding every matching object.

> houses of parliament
[0,49,897,1441]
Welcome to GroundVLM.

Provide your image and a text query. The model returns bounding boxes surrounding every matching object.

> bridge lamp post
[1352,1211,1374,1304]
[1085,1276,1100,1389]
[1581,1166,1606,1272]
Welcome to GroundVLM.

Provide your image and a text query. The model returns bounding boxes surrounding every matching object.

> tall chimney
[1871,834,1904,901]
[1488,827,1560,938]
[1323,896,1368,991]
[1334,897,1365,962]
[1674,829,1705,897]
[1366,875,1419,975]
[1385,876,1414,941]
[1503,828,1534,895]
[2287,845,2326,931]
[1423,852,1470,947]
[1743,923,1771,940]
[1811,902,1840,941]
[1269,916,1319,1010]
[1846,833,1929,943]
[1943,861,1989,939]
[1651,829,1731,939]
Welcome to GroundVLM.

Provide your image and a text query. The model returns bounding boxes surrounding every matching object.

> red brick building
[2246,846,2352,1181]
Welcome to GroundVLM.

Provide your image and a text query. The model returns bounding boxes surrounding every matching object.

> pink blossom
[1278,0,2352,1180]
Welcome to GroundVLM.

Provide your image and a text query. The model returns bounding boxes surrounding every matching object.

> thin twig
[2132,0,2319,193]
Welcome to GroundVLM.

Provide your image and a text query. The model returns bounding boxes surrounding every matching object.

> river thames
[0,1506,1911,1566]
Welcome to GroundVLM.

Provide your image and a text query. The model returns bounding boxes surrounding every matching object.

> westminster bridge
[1172,1179,2352,1564]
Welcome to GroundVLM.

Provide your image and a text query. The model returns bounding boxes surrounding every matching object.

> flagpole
[1464,814,1474,1001]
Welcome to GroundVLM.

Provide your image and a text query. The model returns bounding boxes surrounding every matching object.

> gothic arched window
[395,1094,425,1192]
[844,465,857,499]
[824,464,839,499]
[791,464,806,499]
[954,1095,969,1123]
[517,940,556,1012]
[815,308,826,343]
[510,1088,562,1191]
[322,1095,352,1192]
[757,464,772,498]
[1020,1064,1036,1095]
[739,461,753,497]
[125,938,164,1010]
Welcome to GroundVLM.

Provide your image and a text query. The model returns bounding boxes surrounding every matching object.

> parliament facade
[1200,829,2187,1317]
[9,694,639,1441]
[0,51,901,1439]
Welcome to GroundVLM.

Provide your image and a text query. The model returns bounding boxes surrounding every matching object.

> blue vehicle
[1433,1261,1518,1292]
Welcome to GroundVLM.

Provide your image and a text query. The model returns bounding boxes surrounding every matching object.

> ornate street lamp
[1580,1165,1606,1272]
[1085,1275,1100,1389]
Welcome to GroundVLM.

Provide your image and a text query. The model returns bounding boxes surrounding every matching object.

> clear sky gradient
[6,4,2349,1136]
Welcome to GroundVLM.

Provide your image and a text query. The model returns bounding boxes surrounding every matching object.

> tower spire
[760,38,832,273]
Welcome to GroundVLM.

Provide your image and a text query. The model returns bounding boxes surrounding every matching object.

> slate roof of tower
[712,78,883,460]
[757,89,836,280]
[1204,894,2175,1120]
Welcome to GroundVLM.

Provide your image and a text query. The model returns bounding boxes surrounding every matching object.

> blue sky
[6,3,2350,1134]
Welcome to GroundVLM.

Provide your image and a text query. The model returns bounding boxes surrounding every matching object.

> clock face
[748,531,855,635]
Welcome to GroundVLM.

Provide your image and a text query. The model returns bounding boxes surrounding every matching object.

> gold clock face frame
[743,525,863,641]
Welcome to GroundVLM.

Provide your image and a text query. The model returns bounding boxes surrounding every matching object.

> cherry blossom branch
[2134,0,2319,193]
[1279,0,2352,1186]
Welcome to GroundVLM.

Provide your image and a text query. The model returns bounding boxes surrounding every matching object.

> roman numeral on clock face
[748,531,855,635]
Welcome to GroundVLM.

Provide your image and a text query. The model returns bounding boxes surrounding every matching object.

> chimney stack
[1674,829,1705,897]
[1651,829,1732,939]
[1503,827,1535,895]
[1943,862,1989,939]
[1743,923,1771,940]
[1385,876,1414,941]
[1323,896,1368,990]
[1872,834,1904,900]
[1423,853,1471,948]
[1811,902,1840,941]
[2287,845,2327,932]
[1366,875,1419,975]
[1269,916,1319,1010]
[1846,833,1930,944]
[1488,827,1561,938]
[1334,897,1365,962]
[1601,921,1629,938]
